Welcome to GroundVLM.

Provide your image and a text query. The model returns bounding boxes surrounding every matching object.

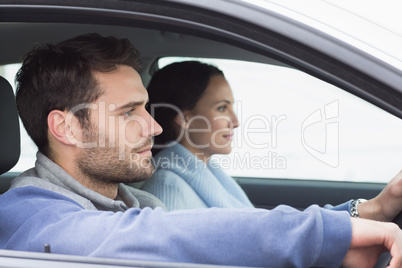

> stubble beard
[76,128,155,184]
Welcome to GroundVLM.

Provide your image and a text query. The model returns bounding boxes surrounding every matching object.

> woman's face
[180,75,239,161]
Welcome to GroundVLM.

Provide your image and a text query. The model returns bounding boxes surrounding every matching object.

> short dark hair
[147,61,224,154]
[16,33,142,156]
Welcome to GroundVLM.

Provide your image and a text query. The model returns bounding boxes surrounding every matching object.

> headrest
[0,76,20,174]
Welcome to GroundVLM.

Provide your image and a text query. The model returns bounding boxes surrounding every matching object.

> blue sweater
[0,152,352,267]
[142,144,253,210]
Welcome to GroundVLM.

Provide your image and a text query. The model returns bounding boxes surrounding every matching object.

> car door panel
[236,177,384,210]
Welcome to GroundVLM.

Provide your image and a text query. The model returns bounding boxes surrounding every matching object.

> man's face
[75,65,162,183]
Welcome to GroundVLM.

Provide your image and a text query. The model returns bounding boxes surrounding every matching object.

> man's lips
[136,145,153,155]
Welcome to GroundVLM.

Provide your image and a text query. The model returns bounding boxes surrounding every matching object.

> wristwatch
[350,198,367,217]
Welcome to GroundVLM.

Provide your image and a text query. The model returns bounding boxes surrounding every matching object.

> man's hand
[359,170,402,222]
[343,217,402,268]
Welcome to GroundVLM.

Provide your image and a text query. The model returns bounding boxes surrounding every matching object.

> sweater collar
[153,143,253,208]
[12,151,163,211]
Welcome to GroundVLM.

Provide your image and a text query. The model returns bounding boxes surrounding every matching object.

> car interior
[0,76,20,176]
[0,21,390,210]
[0,1,402,267]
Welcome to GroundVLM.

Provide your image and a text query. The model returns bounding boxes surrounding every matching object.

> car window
[158,57,402,183]
[0,63,37,172]
[3,58,402,184]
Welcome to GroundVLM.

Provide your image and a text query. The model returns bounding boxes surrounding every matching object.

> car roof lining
[0,22,290,87]
[0,22,288,67]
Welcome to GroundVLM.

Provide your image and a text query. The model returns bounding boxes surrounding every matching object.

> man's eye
[124,109,134,117]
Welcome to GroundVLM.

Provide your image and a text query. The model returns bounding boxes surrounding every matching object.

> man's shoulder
[10,174,97,210]
[1,185,84,210]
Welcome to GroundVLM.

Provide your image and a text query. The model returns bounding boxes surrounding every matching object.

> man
[0,33,402,267]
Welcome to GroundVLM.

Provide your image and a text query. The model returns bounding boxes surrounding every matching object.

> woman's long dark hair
[147,61,224,154]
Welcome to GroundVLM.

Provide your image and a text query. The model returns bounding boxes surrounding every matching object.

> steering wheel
[373,211,402,268]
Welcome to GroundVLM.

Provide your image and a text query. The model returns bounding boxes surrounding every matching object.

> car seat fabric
[0,76,20,174]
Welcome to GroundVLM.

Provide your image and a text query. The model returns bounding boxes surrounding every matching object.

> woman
[141,61,253,210]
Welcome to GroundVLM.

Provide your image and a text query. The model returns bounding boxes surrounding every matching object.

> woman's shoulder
[143,168,188,189]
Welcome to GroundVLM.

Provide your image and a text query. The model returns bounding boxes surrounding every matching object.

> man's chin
[121,170,153,184]
[131,164,155,182]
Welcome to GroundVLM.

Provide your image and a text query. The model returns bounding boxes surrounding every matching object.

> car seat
[0,76,20,175]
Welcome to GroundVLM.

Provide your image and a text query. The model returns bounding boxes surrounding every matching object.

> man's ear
[47,110,79,146]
